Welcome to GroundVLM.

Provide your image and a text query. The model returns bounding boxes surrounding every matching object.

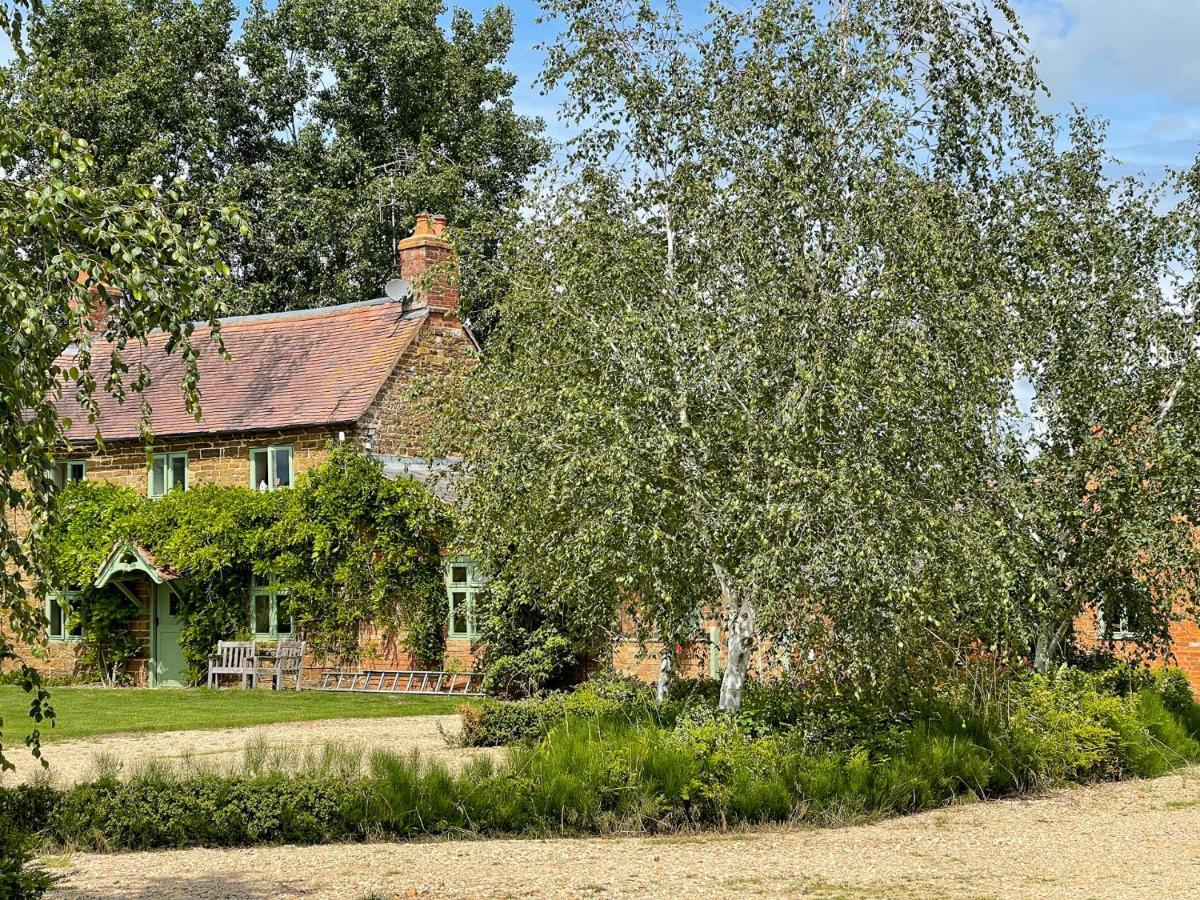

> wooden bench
[207,640,258,689]
[268,639,306,691]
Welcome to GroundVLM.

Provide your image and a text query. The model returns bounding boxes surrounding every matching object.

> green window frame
[250,576,294,639]
[52,460,87,489]
[446,557,483,640]
[250,445,294,492]
[148,452,188,498]
[1099,605,1138,641]
[46,590,83,642]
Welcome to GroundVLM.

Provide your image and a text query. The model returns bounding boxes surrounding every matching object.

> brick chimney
[72,271,125,335]
[396,212,458,316]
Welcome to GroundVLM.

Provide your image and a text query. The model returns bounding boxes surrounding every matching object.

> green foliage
[37,446,449,680]
[474,577,611,698]
[54,773,358,850]
[6,668,1200,852]
[0,97,239,766]
[266,449,447,661]
[0,810,57,898]
[7,0,546,318]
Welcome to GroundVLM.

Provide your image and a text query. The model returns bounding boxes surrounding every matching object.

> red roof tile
[57,299,426,442]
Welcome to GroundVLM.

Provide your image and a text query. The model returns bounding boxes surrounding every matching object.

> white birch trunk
[656,650,672,701]
[719,596,755,713]
[712,562,755,714]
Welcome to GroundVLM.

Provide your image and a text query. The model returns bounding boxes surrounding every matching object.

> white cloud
[1017,0,1200,106]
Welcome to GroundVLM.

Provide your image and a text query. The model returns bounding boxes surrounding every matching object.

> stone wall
[356,310,476,457]
[63,425,343,492]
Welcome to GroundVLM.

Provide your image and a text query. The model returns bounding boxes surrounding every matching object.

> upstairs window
[148,452,188,498]
[446,558,484,639]
[251,575,294,639]
[251,445,293,492]
[47,590,83,642]
[50,460,87,489]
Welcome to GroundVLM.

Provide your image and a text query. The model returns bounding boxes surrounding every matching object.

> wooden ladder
[317,668,482,696]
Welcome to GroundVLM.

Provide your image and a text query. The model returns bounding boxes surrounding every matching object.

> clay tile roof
[57,298,427,443]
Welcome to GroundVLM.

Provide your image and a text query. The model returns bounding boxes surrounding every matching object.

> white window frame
[148,451,188,498]
[250,445,294,492]
[446,557,484,640]
[250,576,294,639]
[46,590,83,642]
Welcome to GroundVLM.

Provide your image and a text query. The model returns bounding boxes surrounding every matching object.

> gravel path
[48,766,1200,899]
[2,715,489,786]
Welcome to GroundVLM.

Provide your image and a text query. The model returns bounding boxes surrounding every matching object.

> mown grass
[0,686,474,743]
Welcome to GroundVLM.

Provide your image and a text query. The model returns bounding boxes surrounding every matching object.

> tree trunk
[1032,618,1068,674]
[656,649,672,702]
[719,595,755,714]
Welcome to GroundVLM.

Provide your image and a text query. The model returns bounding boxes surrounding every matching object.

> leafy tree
[0,101,236,767]
[994,115,1200,671]
[440,0,1046,710]
[6,0,547,318]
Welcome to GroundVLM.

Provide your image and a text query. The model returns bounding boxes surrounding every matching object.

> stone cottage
[24,213,479,686]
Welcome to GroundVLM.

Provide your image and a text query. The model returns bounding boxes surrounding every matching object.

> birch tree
[445,0,1045,710]
[995,116,1200,671]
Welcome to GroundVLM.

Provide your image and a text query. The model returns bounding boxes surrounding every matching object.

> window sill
[446,635,478,642]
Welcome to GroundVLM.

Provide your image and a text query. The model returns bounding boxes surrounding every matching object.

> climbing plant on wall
[40,446,451,681]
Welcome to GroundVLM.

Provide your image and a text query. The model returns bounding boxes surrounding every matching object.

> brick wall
[1075,606,1200,694]
[64,425,343,493]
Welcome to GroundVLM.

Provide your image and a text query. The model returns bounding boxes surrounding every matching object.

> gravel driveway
[48,766,1200,899]
[2,715,490,786]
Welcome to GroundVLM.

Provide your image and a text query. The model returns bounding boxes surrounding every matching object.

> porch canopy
[94,540,181,598]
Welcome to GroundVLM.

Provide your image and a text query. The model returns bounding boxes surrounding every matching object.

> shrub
[461,677,658,746]
[5,667,1200,853]
[0,811,57,898]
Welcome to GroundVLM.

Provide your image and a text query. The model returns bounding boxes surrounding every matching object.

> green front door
[152,585,187,687]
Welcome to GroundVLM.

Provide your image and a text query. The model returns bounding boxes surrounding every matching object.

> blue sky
[450,0,1200,182]
[3,0,1198,180]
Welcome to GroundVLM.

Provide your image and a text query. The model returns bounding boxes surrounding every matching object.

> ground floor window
[47,590,83,641]
[446,557,483,639]
[251,576,294,638]
[1100,604,1139,641]
[51,460,86,489]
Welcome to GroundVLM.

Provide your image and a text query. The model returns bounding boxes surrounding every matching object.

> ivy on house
[40,447,451,682]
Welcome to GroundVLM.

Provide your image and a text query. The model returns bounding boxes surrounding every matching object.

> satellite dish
[384,277,411,301]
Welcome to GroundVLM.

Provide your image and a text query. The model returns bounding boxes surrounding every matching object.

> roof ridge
[211,296,408,328]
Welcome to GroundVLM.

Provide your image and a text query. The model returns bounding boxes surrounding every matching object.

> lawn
[0,685,472,743]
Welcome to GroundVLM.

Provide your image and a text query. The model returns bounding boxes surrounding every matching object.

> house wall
[67,425,344,493]
[356,309,476,457]
[1074,608,1200,694]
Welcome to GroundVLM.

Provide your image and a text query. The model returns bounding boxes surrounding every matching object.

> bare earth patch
[48,766,1200,898]
[2,714,490,786]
